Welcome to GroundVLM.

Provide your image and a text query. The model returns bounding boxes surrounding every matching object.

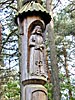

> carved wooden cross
[35,61,43,73]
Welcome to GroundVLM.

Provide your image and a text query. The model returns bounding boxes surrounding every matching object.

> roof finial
[23,0,37,5]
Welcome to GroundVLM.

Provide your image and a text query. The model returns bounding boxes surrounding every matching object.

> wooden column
[15,1,51,100]
[19,16,48,100]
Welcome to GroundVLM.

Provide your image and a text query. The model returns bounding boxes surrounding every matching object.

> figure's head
[28,20,45,35]
[32,25,42,34]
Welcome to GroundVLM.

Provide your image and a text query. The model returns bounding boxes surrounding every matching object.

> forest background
[0,0,75,100]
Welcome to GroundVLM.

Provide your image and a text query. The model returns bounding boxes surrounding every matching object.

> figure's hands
[40,44,45,49]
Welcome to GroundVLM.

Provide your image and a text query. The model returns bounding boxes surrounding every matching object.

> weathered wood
[20,16,48,100]
[15,1,51,100]
[29,25,47,78]
[25,84,47,100]
[23,0,37,5]
[23,0,42,5]
[20,16,48,83]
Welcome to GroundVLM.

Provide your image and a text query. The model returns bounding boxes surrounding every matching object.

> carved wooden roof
[15,1,51,25]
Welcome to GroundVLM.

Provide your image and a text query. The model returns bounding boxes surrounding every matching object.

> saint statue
[29,25,47,78]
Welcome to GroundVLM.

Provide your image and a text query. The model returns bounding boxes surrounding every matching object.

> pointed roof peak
[23,0,37,5]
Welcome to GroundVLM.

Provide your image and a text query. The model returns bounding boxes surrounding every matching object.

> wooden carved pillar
[21,18,48,100]
[15,1,51,100]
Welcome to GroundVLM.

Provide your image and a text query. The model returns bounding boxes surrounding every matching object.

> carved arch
[31,90,47,100]
[27,20,45,74]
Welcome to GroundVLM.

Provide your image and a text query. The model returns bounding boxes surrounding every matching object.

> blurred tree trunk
[63,46,72,99]
[17,0,23,100]
[0,23,2,56]
[46,0,60,100]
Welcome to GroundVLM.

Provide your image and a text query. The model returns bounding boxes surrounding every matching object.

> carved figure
[29,25,47,78]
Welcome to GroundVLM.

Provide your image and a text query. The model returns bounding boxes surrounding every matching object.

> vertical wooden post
[20,17,48,100]
[15,1,51,100]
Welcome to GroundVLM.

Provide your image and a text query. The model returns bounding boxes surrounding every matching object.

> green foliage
[54,1,75,99]
[45,83,53,100]
[3,80,20,100]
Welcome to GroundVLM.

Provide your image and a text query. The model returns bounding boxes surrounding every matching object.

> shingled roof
[15,1,51,25]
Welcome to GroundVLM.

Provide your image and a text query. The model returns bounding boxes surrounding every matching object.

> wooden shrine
[15,0,51,100]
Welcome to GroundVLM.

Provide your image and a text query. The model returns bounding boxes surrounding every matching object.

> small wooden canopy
[15,1,51,25]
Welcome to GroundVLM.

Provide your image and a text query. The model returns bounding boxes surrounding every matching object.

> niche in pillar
[26,20,48,84]
[25,84,48,100]
[32,90,47,100]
